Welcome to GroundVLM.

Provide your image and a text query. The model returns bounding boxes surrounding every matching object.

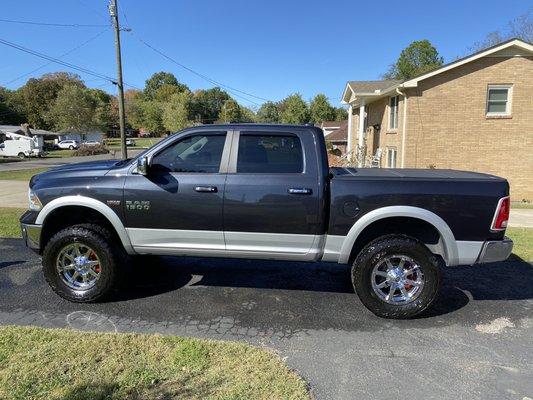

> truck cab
[20,124,513,319]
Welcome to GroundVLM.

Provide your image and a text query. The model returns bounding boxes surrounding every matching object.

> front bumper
[476,237,513,264]
[20,222,42,253]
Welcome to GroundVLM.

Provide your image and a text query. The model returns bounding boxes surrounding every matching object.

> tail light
[491,196,510,231]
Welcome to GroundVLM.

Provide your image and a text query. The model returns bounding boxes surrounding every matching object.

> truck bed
[330,168,506,181]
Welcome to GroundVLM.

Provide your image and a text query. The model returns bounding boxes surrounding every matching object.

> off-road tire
[42,224,124,302]
[352,234,441,319]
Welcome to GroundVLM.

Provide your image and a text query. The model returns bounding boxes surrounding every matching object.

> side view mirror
[136,156,150,176]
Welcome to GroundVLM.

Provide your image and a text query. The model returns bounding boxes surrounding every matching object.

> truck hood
[30,159,123,187]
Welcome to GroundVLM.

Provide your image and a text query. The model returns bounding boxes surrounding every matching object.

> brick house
[320,120,348,154]
[341,38,533,201]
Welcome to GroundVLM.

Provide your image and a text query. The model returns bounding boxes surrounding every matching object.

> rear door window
[237,134,303,173]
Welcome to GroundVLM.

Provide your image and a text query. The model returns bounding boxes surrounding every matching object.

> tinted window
[152,133,226,173]
[237,134,303,173]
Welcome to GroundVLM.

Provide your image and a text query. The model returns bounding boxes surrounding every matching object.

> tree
[163,92,191,131]
[384,40,444,80]
[240,106,256,123]
[468,12,532,52]
[0,87,24,125]
[144,72,189,100]
[218,99,242,123]
[46,85,97,132]
[309,94,335,123]
[334,107,348,121]
[154,84,189,102]
[87,89,113,130]
[256,101,280,123]
[14,72,85,129]
[189,87,230,123]
[140,101,165,133]
[280,93,309,124]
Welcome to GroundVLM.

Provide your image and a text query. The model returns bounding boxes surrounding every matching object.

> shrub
[73,144,109,156]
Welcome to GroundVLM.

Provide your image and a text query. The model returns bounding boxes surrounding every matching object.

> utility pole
[109,0,127,159]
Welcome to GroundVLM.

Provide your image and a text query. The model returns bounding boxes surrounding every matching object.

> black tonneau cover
[330,168,505,181]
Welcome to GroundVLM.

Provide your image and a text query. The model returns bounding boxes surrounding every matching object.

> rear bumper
[476,237,513,264]
[20,222,42,253]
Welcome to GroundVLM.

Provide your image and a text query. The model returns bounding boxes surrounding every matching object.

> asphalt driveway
[0,238,532,399]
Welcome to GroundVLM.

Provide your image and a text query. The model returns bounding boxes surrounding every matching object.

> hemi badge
[107,200,121,206]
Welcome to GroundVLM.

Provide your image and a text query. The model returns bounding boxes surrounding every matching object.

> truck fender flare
[35,195,135,255]
[338,205,458,265]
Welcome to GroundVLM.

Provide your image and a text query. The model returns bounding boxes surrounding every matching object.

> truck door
[223,130,322,260]
[123,130,230,254]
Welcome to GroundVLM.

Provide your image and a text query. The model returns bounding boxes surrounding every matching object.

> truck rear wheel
[352,234,441,319]
[42,224,123,302]
[17,152,26,159]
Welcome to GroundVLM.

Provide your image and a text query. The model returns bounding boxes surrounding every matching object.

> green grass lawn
[0,168,48,181]
[0,208,25,237]
[44,149,75,158]
[511,202,533,209]
[507,227,533,261]
[0,326,308,400]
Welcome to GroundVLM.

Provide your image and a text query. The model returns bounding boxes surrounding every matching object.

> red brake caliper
[89,251,101,273]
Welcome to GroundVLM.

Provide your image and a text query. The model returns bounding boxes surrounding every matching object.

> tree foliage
[0,87,24,125]
[384,40,444,80]
[46,85,99,132]
[256,101,280,123]
[309,94,336,123]
[144,72,189,100]
[280,93,309,124]
[13,72,85,129]
[468,12,532,52]
[190,87,230,123]
[218,99,242,123]
[334,107,348,121]
[163,92,191,131]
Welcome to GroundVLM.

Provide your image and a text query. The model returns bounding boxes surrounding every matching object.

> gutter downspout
[396,87,408,168]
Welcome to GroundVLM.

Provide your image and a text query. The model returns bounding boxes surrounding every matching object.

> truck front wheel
[42,224,122,302]
[352,234,441,319]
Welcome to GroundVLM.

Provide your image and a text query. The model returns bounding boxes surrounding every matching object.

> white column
[357,100,366,167]
[347,104,353,158]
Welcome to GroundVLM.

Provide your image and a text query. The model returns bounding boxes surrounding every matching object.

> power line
[135,37,270,105]
[0,18,109,28]
[2,28,110,86]
[0,37,115,82]
[0,36,142,91]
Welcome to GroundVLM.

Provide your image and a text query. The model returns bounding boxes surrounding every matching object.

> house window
[486,85,512,116]
[389,96,399,130]
[386,147,397,168]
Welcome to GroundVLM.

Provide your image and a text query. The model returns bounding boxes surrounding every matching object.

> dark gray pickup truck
[20,124,513,319]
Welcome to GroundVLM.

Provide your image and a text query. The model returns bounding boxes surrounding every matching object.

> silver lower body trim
[128,228,324,262]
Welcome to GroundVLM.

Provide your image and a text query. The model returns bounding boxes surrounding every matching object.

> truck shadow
[117,255,533,319]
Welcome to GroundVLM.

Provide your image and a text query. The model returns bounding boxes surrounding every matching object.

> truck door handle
[194,186,217,193]
[288,188,312,195]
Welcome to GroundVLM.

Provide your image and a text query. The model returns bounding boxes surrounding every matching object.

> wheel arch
[36,196,134,255]
[339,206,458,266]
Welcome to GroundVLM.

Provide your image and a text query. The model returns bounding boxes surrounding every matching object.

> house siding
[403,55,533,201]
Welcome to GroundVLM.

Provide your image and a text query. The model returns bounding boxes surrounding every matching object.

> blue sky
[0,0,530,108]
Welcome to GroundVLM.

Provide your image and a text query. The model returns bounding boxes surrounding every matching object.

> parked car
[20,124,512,319]
[126,138,136,147]
[56,140,79,150]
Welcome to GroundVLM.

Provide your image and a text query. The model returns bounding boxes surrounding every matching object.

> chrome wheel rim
[56,243,101,290]
[371,254,424,304]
